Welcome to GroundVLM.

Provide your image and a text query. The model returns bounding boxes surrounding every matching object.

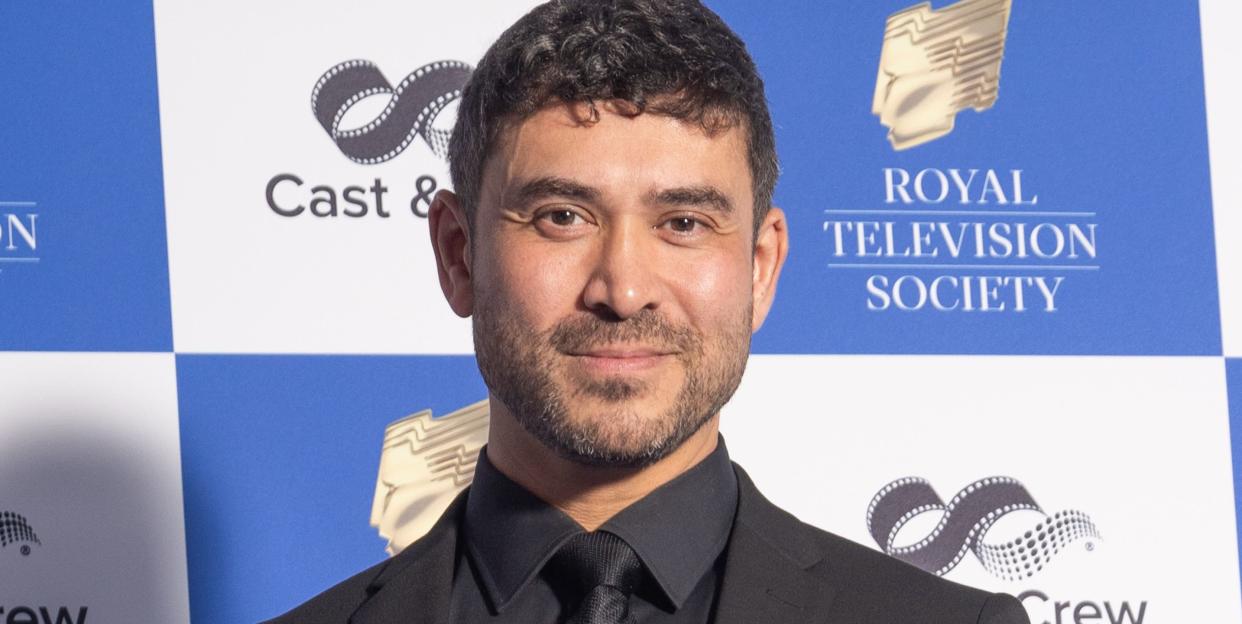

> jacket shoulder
[731,464,1027,623]
[262,557,392,624]
[262,490,469,623]
[804,524,1028,621]
[801,523,1029,624]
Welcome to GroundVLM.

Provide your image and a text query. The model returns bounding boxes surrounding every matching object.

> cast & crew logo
[264,60,473,220]
[872,0,1013,150]
[311,60,471,164]
[866,476,1100,580]
[0,201,39,277]
[0,510,41,556]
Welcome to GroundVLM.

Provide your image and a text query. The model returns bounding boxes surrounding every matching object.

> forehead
[482,102,754,210]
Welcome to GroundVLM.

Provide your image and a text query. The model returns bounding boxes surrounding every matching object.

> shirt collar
[599,438,737,608]
[463,437,738,613]
[463,450,581,613]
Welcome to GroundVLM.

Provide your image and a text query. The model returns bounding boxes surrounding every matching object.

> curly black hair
[448,0,777,233]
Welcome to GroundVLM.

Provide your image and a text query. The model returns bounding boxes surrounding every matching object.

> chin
[547,402,706,469]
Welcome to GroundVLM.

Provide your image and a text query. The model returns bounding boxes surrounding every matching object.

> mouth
[564,346,678,374]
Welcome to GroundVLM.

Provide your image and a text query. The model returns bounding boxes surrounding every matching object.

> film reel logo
[1,510,41,556]
[311,60,473,164]
[866,477,1100,580]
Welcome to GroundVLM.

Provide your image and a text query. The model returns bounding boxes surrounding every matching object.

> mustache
[548,309,700,355]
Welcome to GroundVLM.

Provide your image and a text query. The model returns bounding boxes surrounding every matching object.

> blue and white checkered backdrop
[2,1,1240,622]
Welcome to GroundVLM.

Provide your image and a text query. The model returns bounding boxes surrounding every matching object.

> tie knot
[548,531,645,597]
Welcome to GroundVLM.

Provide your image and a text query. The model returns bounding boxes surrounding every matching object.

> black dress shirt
[449,439,739,623]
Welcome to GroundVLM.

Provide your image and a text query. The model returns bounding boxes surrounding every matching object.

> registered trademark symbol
[20,545,31,556]
[1085,542,1095,552]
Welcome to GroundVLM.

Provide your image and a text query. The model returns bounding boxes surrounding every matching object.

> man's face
[462,102,771,467]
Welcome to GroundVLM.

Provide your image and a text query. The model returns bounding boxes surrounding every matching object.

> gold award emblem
[872,0,1013,150]
[370,400,489,555]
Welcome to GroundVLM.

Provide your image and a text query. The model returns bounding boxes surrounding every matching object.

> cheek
[666,250,753,330]
[486,240,589,325]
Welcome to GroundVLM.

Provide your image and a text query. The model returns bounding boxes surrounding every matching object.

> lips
[565,346,677,374]
[572,347,674,358]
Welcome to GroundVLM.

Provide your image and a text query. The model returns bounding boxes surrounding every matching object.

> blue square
[176,355,487,623]
[710,0,1221,354]
[0,2,172,350]
[1227,358,1242,589]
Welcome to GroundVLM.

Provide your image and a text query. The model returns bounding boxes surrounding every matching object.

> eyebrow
[508,176,734,215]
[510,176,600,207]
[650,185,734,214]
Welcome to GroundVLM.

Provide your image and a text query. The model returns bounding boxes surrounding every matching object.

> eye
[661,215,707,235]
[532,207,594,238]
[541,209,583,227]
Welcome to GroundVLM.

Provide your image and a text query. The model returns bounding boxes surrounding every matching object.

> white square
[0,353,189,623]
[1202,0,1242,356]
[155,0,541,353]
[722,354,1241,622]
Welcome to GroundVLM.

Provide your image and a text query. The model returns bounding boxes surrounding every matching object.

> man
[271,1,1029,622]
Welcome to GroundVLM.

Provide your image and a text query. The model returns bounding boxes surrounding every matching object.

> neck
[484,398,721,531]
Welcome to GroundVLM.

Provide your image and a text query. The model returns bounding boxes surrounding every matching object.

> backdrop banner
[2,1,1239,623]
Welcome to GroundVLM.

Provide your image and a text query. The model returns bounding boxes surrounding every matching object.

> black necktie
[546,531,645,624]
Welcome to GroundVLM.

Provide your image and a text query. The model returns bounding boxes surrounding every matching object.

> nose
[581,218,660,320]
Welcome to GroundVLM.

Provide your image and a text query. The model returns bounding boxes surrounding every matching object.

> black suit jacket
[267,465,1030,624]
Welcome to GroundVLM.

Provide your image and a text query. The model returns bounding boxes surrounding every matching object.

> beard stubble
[473,295,751,468]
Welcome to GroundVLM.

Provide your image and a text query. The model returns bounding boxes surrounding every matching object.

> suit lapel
[714,466,838,624]
[349,491,467,624]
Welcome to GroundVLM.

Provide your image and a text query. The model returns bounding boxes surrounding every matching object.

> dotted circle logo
[1,510,42,556]
[866,477,1100,580]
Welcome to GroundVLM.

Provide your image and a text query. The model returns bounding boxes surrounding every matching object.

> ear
[428,189,474,317]
[751,206,789,332]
